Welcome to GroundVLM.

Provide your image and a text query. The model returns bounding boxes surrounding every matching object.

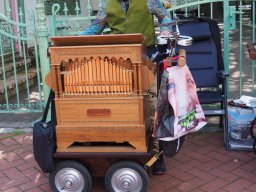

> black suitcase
[33,90,56,173]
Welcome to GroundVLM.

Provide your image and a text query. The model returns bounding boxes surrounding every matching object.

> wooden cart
[45,34,156,192]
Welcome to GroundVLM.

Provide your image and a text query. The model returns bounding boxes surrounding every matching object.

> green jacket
[106,0,155,47]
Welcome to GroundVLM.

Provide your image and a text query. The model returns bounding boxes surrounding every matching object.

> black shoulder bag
[33,90,56,173]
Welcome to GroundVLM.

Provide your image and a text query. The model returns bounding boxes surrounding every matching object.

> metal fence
[168,0,255,98]
[0,5,43,113]
[1,0,256,113]
[49,0,102,36]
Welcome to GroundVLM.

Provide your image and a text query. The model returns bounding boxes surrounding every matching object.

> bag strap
[42,90,55,123]
[51,91,56,124]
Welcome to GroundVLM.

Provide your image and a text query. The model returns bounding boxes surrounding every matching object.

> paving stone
[209,168,239,182]
[165,158,182,169]
[3,167,24,180]
[168,168,194,182]
[0,159,26,171]
[2,151,21,162]
[179,143,202,154]
[186,151,212,163]
[176,177,205,191]
[173,153,193,163]
[214,189,229,192]
[226,151,255,163]
[189,188,205,192]
[218,160,244,172]
[223,178,252,192]
[246,183,256,191]
[231,168,256,182]
[199,178,228,192]
[150,177,182,191]
[3,144,22,153]
[198,159,223,171]
[17,161,35,171]
[207,151,234,163]
[0,177,29,191]
[0,137,18,147]
[2,187,23,192]
[187,168,216,182]
[39,183,52,191]
[195,144,219,154]
[176,159,202,172]
[0,176,11,186]
[26,188,44,192]
[240,189,254,192]
[19,180,42,191]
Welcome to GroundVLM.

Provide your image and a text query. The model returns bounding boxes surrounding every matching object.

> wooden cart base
[53,150,152,177]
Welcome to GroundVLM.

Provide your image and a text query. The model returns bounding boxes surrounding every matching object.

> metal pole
[223,0,229,97]
[223,0,230,151]
[35,0,50,106]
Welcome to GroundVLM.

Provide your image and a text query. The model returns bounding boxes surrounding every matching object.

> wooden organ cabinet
[45,34,155,153]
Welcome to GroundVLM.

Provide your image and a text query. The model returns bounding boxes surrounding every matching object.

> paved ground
[0,131,255,192]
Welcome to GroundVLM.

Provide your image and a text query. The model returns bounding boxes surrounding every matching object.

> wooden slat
[128,61,133,93]
[111,58,117,93]
[123,60,128,93]
[96,57,101,93]
[76,59,82,94]
[109,58,113,94]
[120,58,124,93]
[116,59,121,93]
[81,59,86,93]
[88,58,93,93]
[104,58,110,93]
[84,58,90,93]
[100,58,106,93]
[71,60,75,94]
[57,146,144,153]
[92,58,97,93]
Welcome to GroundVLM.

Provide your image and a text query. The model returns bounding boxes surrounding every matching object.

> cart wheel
[105,161,149,192]
[49,160,92,192]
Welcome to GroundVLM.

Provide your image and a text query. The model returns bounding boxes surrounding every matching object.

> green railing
[49,0,102,36]
[0,21,12,54]
[0,5,43,113]
[168,0,255,98]
[1,0,256,113]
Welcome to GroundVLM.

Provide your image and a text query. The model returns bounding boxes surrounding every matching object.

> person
[80,0,173,175]
[80,0,172,62]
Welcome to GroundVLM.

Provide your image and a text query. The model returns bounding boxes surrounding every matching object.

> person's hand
[160,30,171,36]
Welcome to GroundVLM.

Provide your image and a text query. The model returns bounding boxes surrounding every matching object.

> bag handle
[42,90,55,123]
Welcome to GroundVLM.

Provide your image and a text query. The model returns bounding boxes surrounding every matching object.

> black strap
[42,90,55,123]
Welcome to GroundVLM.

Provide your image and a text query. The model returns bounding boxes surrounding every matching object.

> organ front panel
[60,57,134,95]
